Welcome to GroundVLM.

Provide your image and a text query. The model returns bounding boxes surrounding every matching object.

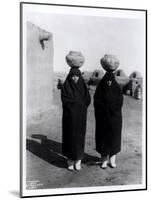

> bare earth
[26,87,142,190]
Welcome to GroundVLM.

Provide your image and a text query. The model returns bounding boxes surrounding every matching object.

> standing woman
[94,54,123,169]
[61,51,91,171]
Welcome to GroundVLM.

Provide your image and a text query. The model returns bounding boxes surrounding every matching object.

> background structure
[27,22,53,119]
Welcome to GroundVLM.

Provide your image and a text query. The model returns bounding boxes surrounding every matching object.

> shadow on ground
[9,190,19,197]
[26,134,100,169]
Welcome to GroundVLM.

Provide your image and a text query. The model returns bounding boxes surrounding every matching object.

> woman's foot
[67,159,74,171]
[109,155,117,168]
[101,160,108,169]
[110,163,116,168]
[75,160,81,171]
[100,155,109,169]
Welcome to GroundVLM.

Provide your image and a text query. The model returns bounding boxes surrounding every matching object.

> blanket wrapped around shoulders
[61,68,91,160]
[94,72,123,156]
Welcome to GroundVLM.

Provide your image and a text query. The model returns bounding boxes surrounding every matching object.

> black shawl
[94,72,123,156]
[61,68,91,160]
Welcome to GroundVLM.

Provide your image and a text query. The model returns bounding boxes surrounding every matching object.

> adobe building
[26,22,53,119]
[114,69,129,91]
[124,71,143,97]
[88,69,104,85]
[129,71,143,97]
[114,69,126,78]
[81,71,93,84]
[129,71,142,79]
[129,78,143,97]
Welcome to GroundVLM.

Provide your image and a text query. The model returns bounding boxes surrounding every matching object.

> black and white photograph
[20,2,147,197]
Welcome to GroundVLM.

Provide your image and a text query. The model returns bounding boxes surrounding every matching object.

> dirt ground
[26,86,142,190]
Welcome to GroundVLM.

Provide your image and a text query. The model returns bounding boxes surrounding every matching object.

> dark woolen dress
[61,68,91,160]
[94,72,123,157]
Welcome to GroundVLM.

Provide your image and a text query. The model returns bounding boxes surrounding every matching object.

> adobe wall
[26,22,53,119]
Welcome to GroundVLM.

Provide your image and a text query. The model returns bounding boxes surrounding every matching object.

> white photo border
[20,2,147,198]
